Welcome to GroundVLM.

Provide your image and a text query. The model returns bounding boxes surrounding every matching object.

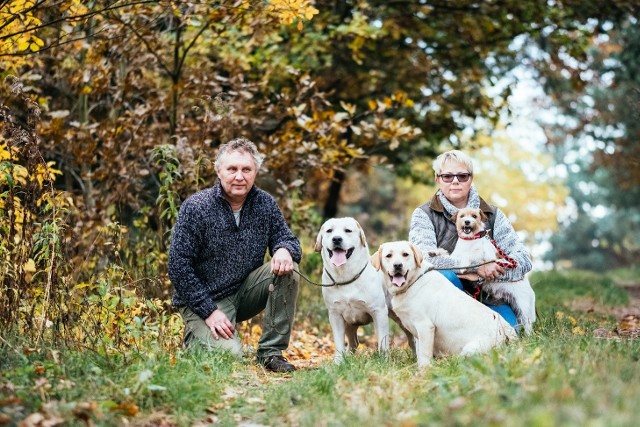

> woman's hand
[477,262,505,281]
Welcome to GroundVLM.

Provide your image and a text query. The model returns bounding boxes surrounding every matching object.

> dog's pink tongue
[392,275,405,287]
[331,250,348,267]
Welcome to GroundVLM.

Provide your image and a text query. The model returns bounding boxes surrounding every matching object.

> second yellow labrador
[372,241,517,368]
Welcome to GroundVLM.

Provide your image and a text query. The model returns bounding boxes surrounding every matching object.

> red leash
[490,238,518,269]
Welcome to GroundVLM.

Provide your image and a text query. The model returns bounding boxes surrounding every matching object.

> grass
[1,269,640,426]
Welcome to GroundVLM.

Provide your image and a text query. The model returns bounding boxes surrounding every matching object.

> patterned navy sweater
[168,182,302,319]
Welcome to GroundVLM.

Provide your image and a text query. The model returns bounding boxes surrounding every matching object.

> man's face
[217,150,257,202]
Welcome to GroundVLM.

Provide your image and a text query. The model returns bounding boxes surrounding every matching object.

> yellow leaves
[340,101,356,116]
[378,118,422,151]
[368,92,416,112]
[268,0,319,29]
[0,143,16,160]
[572,326,586,336]
[28,35,44,52]
[110,401,140,417]
[0,1,44,70]
[23,258,36,283]
[555,311,586,335]
[60,0,89,17]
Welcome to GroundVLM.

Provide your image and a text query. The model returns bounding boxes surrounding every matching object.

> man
[168,137,301,373]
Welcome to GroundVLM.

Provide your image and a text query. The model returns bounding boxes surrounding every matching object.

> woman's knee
[439,270,463,290]
[487,304,519,333]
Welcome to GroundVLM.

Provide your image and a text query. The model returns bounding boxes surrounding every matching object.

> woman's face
[436,160,473,208]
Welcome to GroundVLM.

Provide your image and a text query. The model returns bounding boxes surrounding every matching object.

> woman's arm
[408,207,459,270]
[492,208,533,281]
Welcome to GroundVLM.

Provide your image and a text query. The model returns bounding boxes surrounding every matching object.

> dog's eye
[326,228,333,233]
[344,228,352,233]
[385,253,392,258]
[472,214,477,218]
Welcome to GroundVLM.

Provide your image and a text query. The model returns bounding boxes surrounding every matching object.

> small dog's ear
[480,210,489,223]
[371,247,382,271]
[410,243,424,267]
[450,211,459,222]
[314,226,324,252]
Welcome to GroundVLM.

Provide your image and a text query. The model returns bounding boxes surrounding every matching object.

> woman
[408,150,532,331]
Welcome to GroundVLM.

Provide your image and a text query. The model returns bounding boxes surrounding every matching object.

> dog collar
[392,268,431,296]
[457,229,490,240]
[323,262,369,286]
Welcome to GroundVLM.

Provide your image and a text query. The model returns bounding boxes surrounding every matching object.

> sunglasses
[438,173,472,183]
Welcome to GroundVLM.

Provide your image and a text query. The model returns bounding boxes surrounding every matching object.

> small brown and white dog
[449,207,536,334]
[315,217,390,363]
[373,241,516,368]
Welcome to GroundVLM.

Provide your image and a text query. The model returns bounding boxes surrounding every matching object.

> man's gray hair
[215,137,264,171]
[432,150,474,178]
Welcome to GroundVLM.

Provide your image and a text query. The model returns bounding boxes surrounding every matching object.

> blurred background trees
[1,0,639,342]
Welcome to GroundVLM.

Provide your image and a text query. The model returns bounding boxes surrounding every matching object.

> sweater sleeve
[168,199,218,319]
[492,208,533,281]
[268,197,302,263]
[408,207,459,270]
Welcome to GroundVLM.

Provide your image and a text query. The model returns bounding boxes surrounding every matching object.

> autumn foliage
[1,0,639,353]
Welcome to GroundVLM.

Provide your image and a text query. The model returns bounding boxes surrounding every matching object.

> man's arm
[267,197,302,264]
[168,200,218,319]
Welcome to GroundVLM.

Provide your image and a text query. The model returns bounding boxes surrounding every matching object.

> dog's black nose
[393,263,403,270]
[332,236,343,245]
[464,219,471,225]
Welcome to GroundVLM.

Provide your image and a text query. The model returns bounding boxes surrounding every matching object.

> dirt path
[568,282,640,338]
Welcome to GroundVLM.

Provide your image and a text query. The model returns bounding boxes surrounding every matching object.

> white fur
[315,217,390,363]
[373,241,517,368]
[449,207,536,334]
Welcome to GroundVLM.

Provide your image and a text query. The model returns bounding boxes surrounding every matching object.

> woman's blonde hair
[432,150,474,178]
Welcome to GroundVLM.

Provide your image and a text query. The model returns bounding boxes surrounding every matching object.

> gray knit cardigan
[168,182,302,319]
[408,186,532,282]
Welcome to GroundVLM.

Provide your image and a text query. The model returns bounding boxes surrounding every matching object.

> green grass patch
[2,269,639,426]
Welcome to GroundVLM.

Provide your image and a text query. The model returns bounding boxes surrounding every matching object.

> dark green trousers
[178,262,299,359]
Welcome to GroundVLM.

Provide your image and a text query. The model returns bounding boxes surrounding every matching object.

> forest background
[1,0,640,425]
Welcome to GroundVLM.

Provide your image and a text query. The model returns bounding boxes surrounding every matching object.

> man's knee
[184,327,244,357]
[179,306,243,357]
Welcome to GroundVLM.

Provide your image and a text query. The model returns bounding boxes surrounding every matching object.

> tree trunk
[323,169,345,220]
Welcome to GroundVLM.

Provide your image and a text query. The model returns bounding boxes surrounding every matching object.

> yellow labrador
[315,217,390,362]
[372,241,516,368]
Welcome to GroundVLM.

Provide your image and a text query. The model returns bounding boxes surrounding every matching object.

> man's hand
[271,248,294,276]
[477,261,505,281]
[205,309,235,340]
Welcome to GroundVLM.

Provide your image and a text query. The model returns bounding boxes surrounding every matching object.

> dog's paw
[427,248,449,257]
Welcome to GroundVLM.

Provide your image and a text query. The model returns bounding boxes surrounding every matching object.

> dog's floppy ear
[371,246,382,271]
[356,222,367,248]
[410,243,424,267]
[314,225,324,252]
[450,211,459,222]
[480,210,489,224]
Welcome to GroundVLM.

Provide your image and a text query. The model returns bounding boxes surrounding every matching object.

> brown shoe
[260,355,296,373]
